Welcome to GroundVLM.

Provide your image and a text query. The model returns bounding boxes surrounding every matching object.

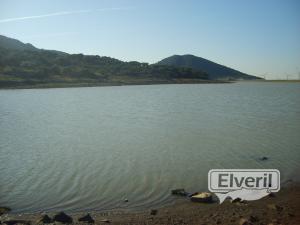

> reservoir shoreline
[2,80,299,90]
[0,79,230,90]
[1,181,299,225]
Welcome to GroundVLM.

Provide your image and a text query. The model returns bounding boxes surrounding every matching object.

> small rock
[53,212,73,224]
[260,156,268,161]
[100,219,110,223]
[0,207,11,216]
[187,192,199,198]
[190,192,213,203]
[249,215,259,223]
[239,218,253,225]
[38,214,52,223]
[124,198,129,202]
[150,209,158,215]
[78,213,95,223]
[231,198,247,204]
[171,189,188,196]
[231,198,242,203]
[3,220,30,225]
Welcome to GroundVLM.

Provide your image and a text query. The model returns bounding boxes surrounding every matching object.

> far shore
[1,181,299,225]
[1,79,300,90]
[0,79,232,90]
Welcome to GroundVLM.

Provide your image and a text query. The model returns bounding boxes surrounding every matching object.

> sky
[0,0,299,79]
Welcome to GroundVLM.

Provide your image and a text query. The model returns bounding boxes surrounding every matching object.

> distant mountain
[0,35,211,88]
[0,35,37,51]
[156,54,262,80]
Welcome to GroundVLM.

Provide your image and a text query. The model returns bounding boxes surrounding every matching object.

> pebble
[150,209,158,215]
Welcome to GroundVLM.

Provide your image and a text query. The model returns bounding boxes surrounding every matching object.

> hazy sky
[0,0,299,79]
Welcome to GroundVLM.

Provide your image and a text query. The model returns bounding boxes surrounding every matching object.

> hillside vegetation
[157,54,262,80]
[0,35,209,88]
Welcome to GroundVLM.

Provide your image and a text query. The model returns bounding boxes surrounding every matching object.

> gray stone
[53,212,73,224]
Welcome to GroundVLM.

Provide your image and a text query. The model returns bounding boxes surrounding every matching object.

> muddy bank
[1,182,299,225]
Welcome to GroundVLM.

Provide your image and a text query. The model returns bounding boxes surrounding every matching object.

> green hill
[156,54,262,80]
[0,35,211,88]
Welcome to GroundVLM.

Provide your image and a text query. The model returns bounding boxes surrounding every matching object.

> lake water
[0,82,299,213]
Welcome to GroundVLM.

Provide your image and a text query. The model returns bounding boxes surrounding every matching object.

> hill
[0,35,37,51]
[156,54,262,80]
[0,35,212,88]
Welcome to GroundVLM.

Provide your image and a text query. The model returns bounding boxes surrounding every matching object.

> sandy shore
[1,181,299,225]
